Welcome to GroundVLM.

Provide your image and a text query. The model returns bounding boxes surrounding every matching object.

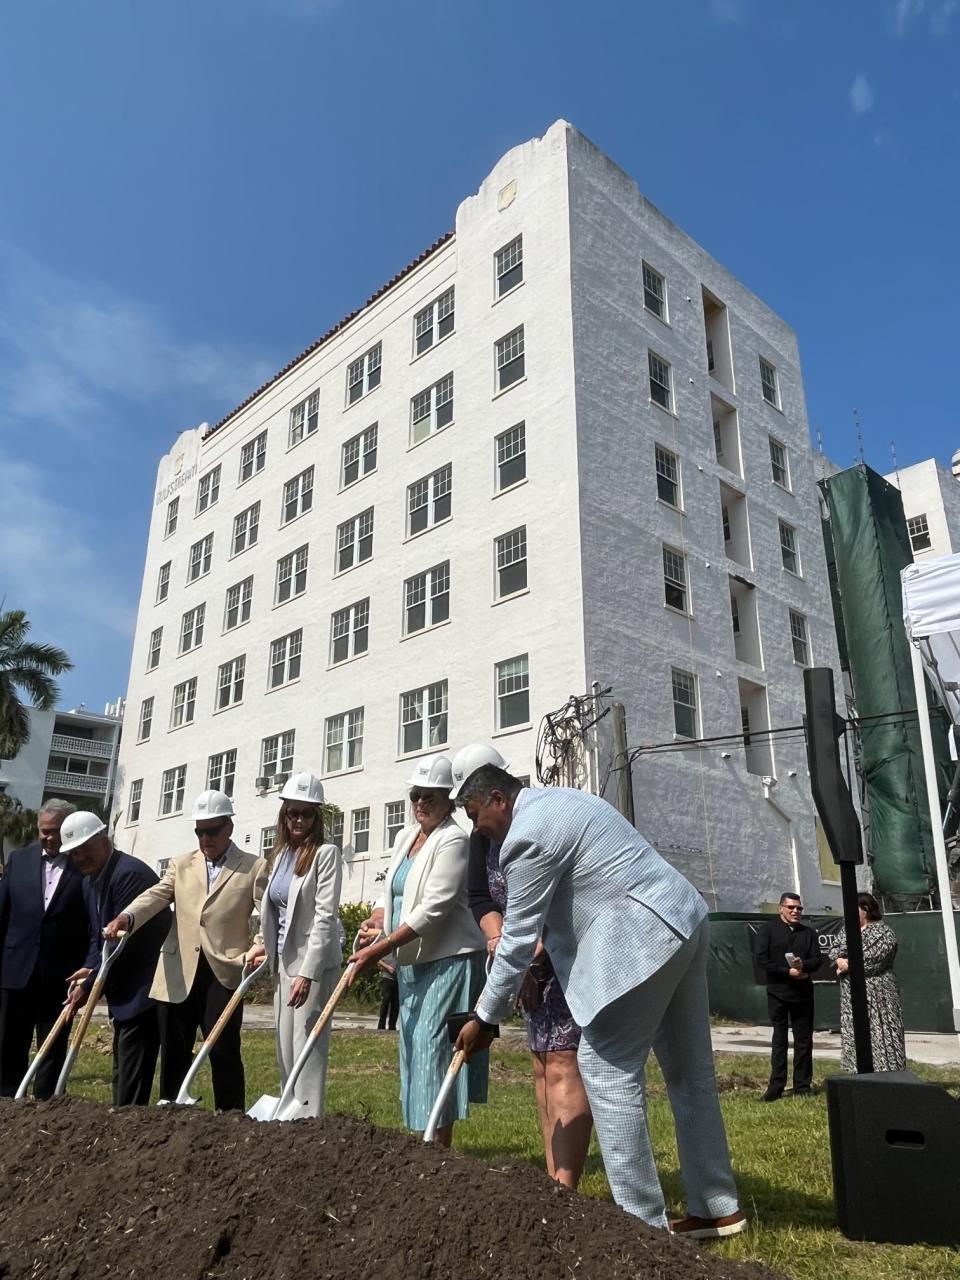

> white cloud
[708,0,748,21]
[849,73,875,114]
[892,0,927,35]
[890,0,958,35]
[931,0,959,35]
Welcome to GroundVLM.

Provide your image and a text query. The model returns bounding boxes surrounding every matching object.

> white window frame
[663,545,689,613]
[289,390,320,446]
[156,561,170,604]
[187,533,213,583]
[128,779,143,823]
[410,373,454,446]
[495,527,527,599]
[207,748,237,798]
[260,826,276,857]
[269,629,302,689]
[779,519,800,575]
[760,356,780,408]
[275,544,308,604]
[495,234,523,297]
[329,812,344,848]
[404,562,450,635]
[164,497,179,538]
[346,342,382,405]
[223,576,253,632]
[399,680,448,755]
[414,286,455,356]
[341,424,378,488]
[496,654,530,730]
[282,466,314,525]
[330,599,369,665]
[179,603,205,655]
[648,350,673,412]
[147,627,162,671]
[384,800,405,848]
[351,807,370,854]
[216,654,245,709]
[159,764,187,816]
[407,464,452,536]
[495,326,525,392]
[495,422,526,492]
[232,501,260,555]
[789,610,810,665]
[671,668,699,739]
[170,677,197,729]
[324,708,364,774]
[769,436,790,490]
[137,697,153,743]
[336,508,374,573]
[260,729,295,781]
[196,465,221,515]
[655,444,681,508]
[908,513,932,552]
[239,430,267,482]
[642,261,667,321]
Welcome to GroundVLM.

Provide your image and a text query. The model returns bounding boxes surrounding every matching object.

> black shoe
[761,1087,783,1102]
[793,1086,813,1097]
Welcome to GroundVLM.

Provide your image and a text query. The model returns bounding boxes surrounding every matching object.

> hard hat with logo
[279,772,325,804]
[449,743,511,799]
[405,753,455,791]
[191,790,235,821]
[59,811,107,853]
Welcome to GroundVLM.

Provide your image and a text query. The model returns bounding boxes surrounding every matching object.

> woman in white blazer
[246,772,343,1117]
[350,754,487,1147]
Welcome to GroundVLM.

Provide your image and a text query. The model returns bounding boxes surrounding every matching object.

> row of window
[654,433,794,514]
[646,346,782,417]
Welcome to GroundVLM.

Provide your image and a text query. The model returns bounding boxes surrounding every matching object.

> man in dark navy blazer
[62,812,168,1104]
[0,798,90,1098]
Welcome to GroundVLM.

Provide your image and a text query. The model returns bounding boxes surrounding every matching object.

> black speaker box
[826,1070,960,1245]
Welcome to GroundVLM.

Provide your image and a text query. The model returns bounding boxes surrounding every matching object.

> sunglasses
[409,790,442,806]
[285,807,316,821]
[195,821,229,840]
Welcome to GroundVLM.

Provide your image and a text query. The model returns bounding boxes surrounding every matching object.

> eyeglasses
[409,790,442,806]
[783,904,803,912]
[195,821,229,840]
[285,808,316,822]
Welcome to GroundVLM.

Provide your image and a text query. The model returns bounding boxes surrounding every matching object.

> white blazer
[377,818,484,967]
[259,842,343,981]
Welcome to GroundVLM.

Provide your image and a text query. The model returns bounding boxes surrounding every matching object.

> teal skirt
[397,950,489,1131]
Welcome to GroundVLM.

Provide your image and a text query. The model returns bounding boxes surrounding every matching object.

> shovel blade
[247,1093,309,1122]
[247,1094,280,1121]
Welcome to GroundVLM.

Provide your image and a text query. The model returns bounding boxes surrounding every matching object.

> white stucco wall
[0,707,56,814]
[885,457,960,559]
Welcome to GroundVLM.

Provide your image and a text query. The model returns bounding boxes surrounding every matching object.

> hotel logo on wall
[154,450,198,506]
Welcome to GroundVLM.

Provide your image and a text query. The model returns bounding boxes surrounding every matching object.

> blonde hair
[272,799,325,877]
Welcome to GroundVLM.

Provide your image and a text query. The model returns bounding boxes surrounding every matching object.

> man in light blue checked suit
[455,765,745,1238]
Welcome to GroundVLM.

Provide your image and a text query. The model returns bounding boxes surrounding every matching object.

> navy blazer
[0,842,90,991]
[81,849,168,1022]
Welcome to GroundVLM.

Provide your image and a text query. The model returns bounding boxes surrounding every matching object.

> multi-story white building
[885,453,960,559]
[114,121,843,912]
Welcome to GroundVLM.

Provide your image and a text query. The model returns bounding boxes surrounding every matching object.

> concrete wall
[0,707,55,813]
[886,457,960,559]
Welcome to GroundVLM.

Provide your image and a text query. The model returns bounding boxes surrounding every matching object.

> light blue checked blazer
[474,788,707,1028]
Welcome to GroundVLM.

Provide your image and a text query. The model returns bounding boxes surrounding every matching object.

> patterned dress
[485,841,581,1054]
[829,921,906,1073]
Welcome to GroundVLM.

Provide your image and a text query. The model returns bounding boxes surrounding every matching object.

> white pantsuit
[271,962,340,1116]
[475,788,740,1229]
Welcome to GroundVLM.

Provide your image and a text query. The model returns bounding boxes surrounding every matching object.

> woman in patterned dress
[829,892,906,1073]
[350,754,488,1147]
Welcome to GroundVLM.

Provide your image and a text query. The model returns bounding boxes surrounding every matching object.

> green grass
[69,1029,959,1280]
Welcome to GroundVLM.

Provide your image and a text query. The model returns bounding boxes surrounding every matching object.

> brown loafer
[669,1210,747,1239]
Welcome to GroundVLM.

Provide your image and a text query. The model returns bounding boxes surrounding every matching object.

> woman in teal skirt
[351,754,488,1146]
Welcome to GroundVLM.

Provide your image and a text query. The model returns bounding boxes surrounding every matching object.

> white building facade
[114,121,844,912]
[885,455,960,559]
[0,703,124,823]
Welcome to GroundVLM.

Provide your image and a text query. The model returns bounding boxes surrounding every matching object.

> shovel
[160,957,268,1105]
[423,1048,467,1143]
[14,993,78,1100]
[54,933,129,1097]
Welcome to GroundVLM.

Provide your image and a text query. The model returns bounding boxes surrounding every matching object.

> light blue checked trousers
[577,919,740,1228]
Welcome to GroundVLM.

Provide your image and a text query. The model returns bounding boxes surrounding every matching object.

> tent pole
[909,641,960,1046]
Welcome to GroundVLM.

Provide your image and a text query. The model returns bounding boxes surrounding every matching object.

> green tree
[0,793,38,870]
[0,609,72,760]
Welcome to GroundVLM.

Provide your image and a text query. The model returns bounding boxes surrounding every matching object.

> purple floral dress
[486,842,581,1053]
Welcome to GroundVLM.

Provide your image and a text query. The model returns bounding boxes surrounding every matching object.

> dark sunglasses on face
[409,790,441,806]
[285,807,316,821]
[195,821,229,840]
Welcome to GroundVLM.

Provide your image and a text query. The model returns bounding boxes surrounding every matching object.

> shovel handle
[171,958,268,1103]
[54,933,128,1096]
[423,1049,467,1143]
[14,1002,75,1100]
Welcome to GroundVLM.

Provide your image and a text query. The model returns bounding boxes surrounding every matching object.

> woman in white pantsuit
[247,773,343,1117]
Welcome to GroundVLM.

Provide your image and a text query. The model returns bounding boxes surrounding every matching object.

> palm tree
[0,793,38,870]
[0,609,72,760]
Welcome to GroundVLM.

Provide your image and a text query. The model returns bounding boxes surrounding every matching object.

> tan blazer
[125,843,268,1003]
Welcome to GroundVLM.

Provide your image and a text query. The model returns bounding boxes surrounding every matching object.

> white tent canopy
[902,551,960,1036]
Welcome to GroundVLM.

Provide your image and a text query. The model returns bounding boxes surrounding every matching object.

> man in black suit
[754,892,822,1101]
[62,812,168,1105]
[0,798,90,1098]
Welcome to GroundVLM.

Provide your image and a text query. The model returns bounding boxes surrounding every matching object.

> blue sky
[1,0,957,710]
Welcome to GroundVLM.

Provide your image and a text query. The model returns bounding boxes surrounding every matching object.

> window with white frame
[289,390,319,446]
[187,533,213,583]
[779,519,800,574]
[671,668,698,738]
[496,654,529,729]
[346,342,382,405]
[275,545,308,604]
[170,678,197,729]
[137,697,154,742]
[217,655,245,709]
[232,502,260,555]
[282,466,314,524]
[648,351,672,411]
[336,508,374,572]
[260,826,275,857]
[207,748,237,798]
[495,326,525,392]
[384,800,405,847]
[769,437,790,489]
[164,496,179,538]
[410,373,453,445]
[400,680,448,754]
[642,261,667,320]
[329,812,344,848]
[495,527,527,598]
[404,562,450,634]
[414,287,455,355]
[179,603,205,654]
[147,627,163,671]
[789,610,810,665]
[260,730,295,781]
[496,423,526,491]
[159,764,187,816]
[408,464,452,536]
[330,599,369,664]
[128,779,143,823]
[269,629,302,689]
[655,445,680,507]
[324,708,364,773]
[495,235,523,297]
[759,356,780,407]
[156,561,171,604]
[223,576,253,631]
[351,807,370,854]
[239,430,267,482]
[663,545,688,612]
[908,513,932,552]
[196,465,221,515]
[341,424,378,487]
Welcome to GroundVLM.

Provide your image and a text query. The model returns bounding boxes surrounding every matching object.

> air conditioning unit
[255,775,271,790]
[274,772,291,787]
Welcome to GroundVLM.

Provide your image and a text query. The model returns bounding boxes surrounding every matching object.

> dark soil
[0,1099,786,1280]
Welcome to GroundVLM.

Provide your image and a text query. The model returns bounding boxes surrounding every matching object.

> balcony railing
[50,733,114,759]
[44,770,108,795]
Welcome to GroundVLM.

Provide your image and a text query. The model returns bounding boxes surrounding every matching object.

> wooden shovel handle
[35,1002,74,1062]
[67,933,127,1052]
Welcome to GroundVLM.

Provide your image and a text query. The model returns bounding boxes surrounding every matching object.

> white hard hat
[449,743,510,799]
[406,753,455,791]
[279,772,325,804]
[59,811,107,853]
[191,790,235,821]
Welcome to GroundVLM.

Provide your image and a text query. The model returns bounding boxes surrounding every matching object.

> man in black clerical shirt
[754,892,821,1101]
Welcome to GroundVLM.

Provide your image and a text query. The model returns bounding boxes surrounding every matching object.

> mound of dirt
[0,1099,785,1280]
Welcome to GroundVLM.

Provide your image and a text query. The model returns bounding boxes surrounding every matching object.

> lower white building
[885,454,960,559]
[113,121,844,913]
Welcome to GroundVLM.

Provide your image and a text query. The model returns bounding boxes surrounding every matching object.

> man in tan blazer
[105,790,268,1109]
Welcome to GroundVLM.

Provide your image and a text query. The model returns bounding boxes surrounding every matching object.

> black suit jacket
[754,917,821,1003]
[0,842,90,991]
[81,850,167,1022]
